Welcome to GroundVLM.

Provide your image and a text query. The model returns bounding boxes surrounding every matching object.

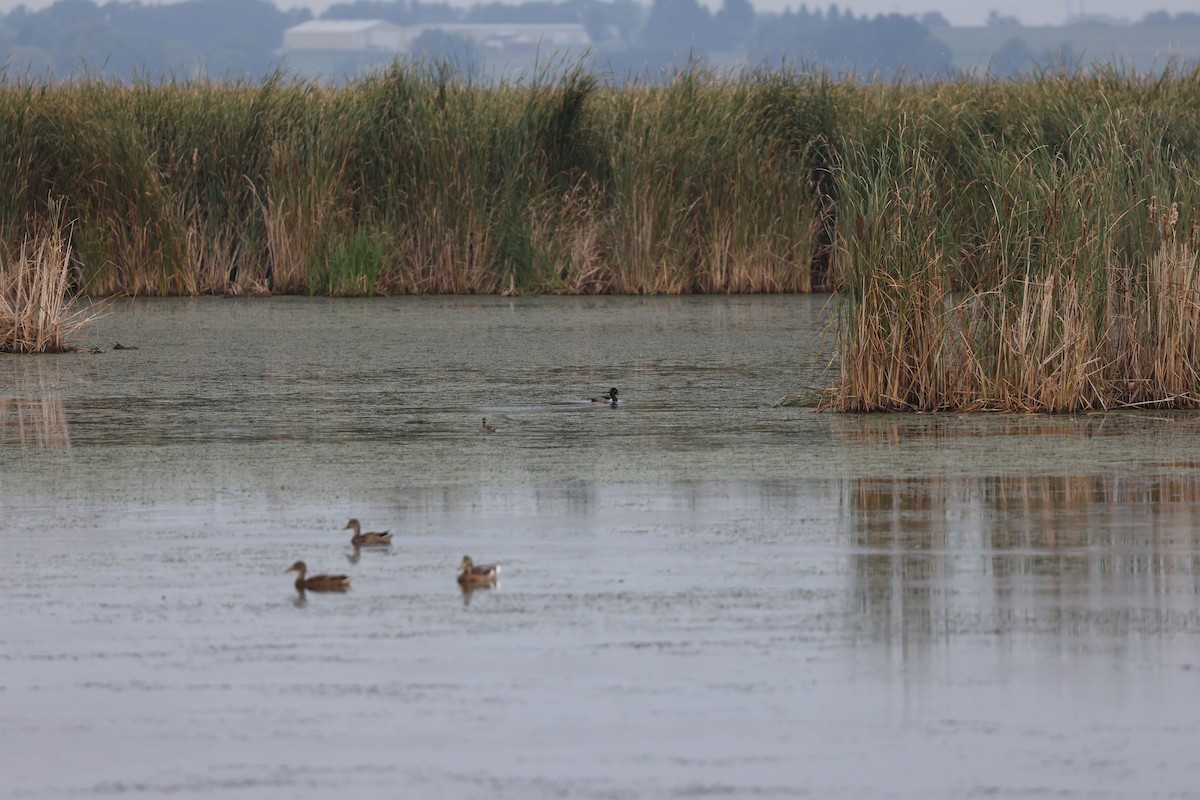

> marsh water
[3,296,1200,799]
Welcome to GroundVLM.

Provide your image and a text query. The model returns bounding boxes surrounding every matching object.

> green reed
[0,63,831,297]
[5,64,1200,409]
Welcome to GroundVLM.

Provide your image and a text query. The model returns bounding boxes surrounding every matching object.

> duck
[591,387,619,405]
[480,417,497,434]
[343,518,392,547]
[286,560,351,593]
[457,555,501,587]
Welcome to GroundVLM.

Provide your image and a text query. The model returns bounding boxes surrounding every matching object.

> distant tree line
[0,0,309,78]
[0,0,1196,82]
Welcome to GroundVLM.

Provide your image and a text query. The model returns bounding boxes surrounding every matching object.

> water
[3,296,1200,799]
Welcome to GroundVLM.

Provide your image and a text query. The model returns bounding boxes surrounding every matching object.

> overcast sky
[0,0,1193,27]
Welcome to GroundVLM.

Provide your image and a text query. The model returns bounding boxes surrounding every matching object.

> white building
[413,24,591,52]
[283,20,590,54]
[283,20,407,52]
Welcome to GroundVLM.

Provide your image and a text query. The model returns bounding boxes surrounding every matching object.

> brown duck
[343,519,392,547]
[287,561,351,593]
[457,555,501,587]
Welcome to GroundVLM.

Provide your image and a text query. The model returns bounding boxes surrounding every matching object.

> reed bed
[0,64,829,298]
[5,65,1200,409]
[824,67,1200,411]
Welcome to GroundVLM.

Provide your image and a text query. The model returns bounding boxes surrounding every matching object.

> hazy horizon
[0,0,1195,28]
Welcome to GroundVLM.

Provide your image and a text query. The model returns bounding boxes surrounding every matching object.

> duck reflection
[459,581,501,606]
[459,583,480,606]
[345,546,361,566]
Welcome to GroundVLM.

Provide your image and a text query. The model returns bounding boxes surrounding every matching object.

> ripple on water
[4,297,1200,799]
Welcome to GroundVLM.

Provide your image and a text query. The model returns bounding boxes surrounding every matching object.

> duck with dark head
[591,387,619,406]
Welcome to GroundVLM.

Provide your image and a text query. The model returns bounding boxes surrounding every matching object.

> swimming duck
[481,417,497,434]
[286,561,351,593]
[591,387,619,405]
[457,555,501,587]
[343,518,392,547]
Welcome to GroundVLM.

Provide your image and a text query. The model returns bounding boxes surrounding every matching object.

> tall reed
[5,64,1200,410]
[0,64,832,297]
[825,67,1200,411]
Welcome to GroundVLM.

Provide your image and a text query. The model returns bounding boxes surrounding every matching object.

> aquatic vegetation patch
[824,80,1200,412]
[312,227,384,296]
[0,226,94,354]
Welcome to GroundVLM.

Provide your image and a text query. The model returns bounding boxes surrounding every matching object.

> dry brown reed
[824,66,1200,412]
[830,234,1200,412]
[0,225,93,354]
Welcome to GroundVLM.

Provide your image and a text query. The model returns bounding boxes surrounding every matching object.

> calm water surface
[3,296,1200,799]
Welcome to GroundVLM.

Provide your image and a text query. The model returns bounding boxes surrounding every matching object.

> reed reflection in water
[0,358,73,449]
[845,471,1200,653]
[0,396,70,448]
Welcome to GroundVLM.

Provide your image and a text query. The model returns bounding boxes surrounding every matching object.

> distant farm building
[283,20,407,52]
[282,19,590,54]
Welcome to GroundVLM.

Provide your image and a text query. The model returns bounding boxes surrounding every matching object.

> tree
[1038,41,1079,74]
[640,0,715,51]
[406,29,481,75]
[465,1,579,24]
[814,14,951,79]
[712,0,755,50]
[324,1,415,24]
[989,36,1034,77]
[577,0,644,44]
[111,0,308,55]
[590,44,693,83]
[0,0,305,80]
